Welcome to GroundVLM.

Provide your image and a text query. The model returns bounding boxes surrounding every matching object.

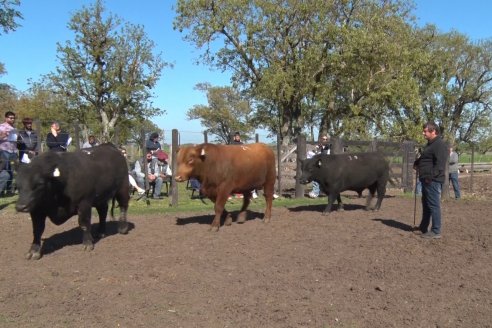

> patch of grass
[0,182,328,216]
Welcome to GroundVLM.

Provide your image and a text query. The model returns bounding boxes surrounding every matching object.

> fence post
[141,129,149,192]
[203,131,208,143]
[295,135,306,198]
[170,129,179,207]
[371,139,378,152]
[276,133,282,196]
[331,137,343,154]
[34,119,42,153]
[73,123,80,151]
[469,144,475,192]
[255,133,259,143]
[401,141,415,193]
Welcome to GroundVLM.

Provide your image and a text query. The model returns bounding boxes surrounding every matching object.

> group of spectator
[0,110,171,199]
[0,111,80,195]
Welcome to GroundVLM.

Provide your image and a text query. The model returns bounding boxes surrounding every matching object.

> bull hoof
[337,207,344,212]
[263,217,271,223]
[237,212,246,224]
[209,225,220,232]
[322,211,331,216]
[25,244,42,260]
[118,222,129,234]
[83,242,94,251]
[224,216,232,226]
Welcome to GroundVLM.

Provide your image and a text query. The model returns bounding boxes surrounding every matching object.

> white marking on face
[53,168,61,177]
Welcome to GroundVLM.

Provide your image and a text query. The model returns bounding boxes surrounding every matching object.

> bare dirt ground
[0,174,490,328]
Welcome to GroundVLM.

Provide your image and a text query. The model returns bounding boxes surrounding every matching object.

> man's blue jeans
[449,172,461,199]
[0,150,17,193]
[420,179,442,234]
[311,181,320,196]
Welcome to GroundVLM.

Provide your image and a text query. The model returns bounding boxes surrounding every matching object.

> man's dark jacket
[415,136,448,183]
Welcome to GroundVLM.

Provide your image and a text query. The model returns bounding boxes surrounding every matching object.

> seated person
[133,151,166,199]
[82,135,99,149]
[119,147,145,195]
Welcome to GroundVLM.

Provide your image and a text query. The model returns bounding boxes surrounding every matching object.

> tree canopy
[174,0,492,148]
[45,0,170,141]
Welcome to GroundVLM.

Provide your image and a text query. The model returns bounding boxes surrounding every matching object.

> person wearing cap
[17,117,39,163]
[146,132,161,155]
[133,151,165,199]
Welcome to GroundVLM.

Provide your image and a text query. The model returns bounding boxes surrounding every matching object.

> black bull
[299,152,391,214]
[15,143,130,260]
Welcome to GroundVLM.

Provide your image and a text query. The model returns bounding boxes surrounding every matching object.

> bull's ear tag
[317,160,322,167]
[200,148,206,156]
[53,167,61,177]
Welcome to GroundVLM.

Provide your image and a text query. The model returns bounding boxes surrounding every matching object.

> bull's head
[298,157,323,185]
[15,154,64,213]
[175,144,206,182]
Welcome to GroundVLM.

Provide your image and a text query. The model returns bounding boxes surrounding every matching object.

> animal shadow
[288,203,366,213]
[176,210,264,226]
[0,200,16,211]
[41,221,135,256]
[372,218,413,232]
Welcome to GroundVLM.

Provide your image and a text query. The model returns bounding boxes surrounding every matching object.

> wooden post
[203,131,208,144]
[470,144,475,192]
[295,135,306,198]
[276,133,282,196]
[141,129,149,192]
[401,141,415,193]
[170,129,179,207]
[73,123,80,151]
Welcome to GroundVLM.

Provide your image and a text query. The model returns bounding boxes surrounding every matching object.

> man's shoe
[411,226,426,234]
[308,192,318,199]
[421,231,441,239]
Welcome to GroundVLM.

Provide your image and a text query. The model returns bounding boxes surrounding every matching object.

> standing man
[414,121,448,239]
[17,117,38,163]
[0,111,18,194]
[46,121,70,152]
[449,146,461,199]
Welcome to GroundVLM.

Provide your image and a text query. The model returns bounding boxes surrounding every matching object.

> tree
[416,31,492,145]
[187,83,254,144]
[174,0,418,144]
[46,0,170,141]
[0,0,23,75]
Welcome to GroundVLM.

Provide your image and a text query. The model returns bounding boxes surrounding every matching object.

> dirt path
[0,192,491,328]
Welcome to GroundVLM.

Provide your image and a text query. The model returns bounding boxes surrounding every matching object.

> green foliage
[45,0,171,142]
[187,83,255,143]
[175,0,492,146]
[0,0,22,35]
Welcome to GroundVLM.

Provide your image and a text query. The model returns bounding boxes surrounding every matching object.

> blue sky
[1,0,491,143]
